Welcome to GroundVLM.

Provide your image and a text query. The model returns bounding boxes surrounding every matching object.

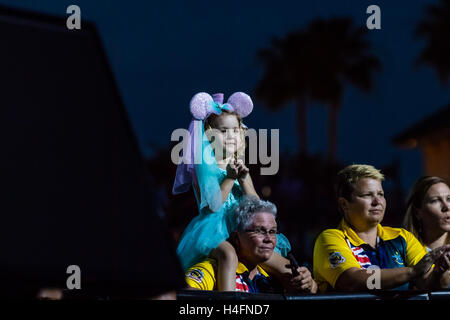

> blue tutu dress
[176,167,291,271]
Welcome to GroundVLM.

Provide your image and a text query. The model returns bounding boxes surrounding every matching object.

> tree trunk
[297,99,307,156]
[327,104,339,162]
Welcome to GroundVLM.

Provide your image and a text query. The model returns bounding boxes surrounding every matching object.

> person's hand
[435,251,450,288]
[287,266,317,293]
[235,159,249,181]
[226,159,239,180]
[413,245,450,278]
[435,248,450,273]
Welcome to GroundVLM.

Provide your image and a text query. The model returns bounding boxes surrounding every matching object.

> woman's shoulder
[316,228,346,243]
[380,226,417,243]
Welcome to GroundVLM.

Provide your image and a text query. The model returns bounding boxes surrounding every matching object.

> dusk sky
[3,0,449,190]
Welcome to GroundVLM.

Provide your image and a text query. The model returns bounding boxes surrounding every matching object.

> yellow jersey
[313,219,427,293]
[185,258,278,292]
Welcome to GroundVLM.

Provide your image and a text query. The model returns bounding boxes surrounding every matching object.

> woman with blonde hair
[313,164,450,292]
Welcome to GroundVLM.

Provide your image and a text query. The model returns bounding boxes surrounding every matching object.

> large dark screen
[0,6,183,297]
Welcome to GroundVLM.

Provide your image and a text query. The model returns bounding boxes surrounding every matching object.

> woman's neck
[422,230,448,250]
[237,256,258,280]
[356,228,378,248]
[345,217,379,248]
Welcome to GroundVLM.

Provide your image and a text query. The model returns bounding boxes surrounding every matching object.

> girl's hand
[226,159,239,180]
[235,159,249,181]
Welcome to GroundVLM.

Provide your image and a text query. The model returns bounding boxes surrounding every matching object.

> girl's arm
[238,173,259,199]
[192,162,239,212]
[220,178,236,203]
[235,160,259,199]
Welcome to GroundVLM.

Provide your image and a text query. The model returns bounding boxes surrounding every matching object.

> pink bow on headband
[189,92,253,120]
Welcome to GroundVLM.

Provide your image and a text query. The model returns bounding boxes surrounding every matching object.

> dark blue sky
[3,0,450,189]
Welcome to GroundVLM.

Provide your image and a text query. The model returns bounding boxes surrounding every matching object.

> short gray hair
[232,196,277,232]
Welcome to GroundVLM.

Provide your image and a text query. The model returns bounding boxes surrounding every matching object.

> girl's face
[418,182,450,234]
[209,113,242,159]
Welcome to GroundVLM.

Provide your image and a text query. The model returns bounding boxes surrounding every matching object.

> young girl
[173,92,292,291]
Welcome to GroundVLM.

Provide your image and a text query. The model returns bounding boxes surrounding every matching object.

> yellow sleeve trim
[399,229,427,266]
[313,229,362,291]
[185,259,217,290]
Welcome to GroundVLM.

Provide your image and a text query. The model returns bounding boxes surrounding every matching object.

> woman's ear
[413,206,422,222]
[338,197,348,214]
[229,232,240,248]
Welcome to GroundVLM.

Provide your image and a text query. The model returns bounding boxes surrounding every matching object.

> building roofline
[393,104,450,146]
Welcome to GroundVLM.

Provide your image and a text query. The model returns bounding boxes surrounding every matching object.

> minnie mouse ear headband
[189,92,253,121]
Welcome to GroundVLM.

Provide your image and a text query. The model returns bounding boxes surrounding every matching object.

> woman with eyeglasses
[184,196,317,293]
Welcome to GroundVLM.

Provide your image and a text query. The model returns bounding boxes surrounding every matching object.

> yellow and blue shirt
[313,219,427,293]
[185,258,281,293]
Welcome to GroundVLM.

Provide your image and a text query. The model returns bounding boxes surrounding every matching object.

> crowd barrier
[177,289,450,300]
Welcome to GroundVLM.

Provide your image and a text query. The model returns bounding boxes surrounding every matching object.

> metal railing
[177,289,450,300]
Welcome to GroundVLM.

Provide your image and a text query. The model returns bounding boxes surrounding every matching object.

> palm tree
[416,0,450,84]
[255,18,381,161]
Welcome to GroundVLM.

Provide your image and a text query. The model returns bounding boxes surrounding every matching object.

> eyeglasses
[244,227,279,238]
